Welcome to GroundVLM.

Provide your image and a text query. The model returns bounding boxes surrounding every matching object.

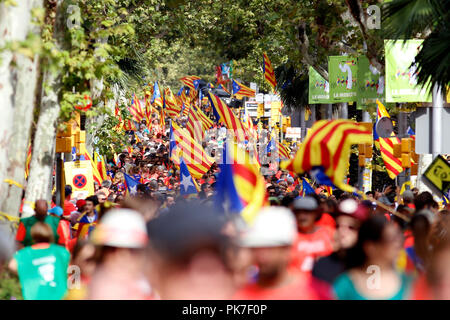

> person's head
[48,206,63,218]
[96,192,107,204]
[412,187,419,197]
[346,215,403,269]
[239,207,297,282]
[292,196,319,233]
[30,222,54,244]
[165,196,175,208]
[335,199,368,250]
[415,191,439,213]
[76,199,86,212]
[65,185,72,199]
[89,209,149,286]
[34,199,48,221]
[71,240,96,281]
[101,180,112,190]
[85,196,97,214]
[401,190,414,205]
[145,202,234,299]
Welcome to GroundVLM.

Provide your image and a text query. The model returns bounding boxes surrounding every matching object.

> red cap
[76,199,86,210]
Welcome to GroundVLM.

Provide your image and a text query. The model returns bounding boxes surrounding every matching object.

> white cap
[238,207,297,248]
[90,209,148,248]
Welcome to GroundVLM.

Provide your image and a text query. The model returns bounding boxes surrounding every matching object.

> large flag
[180,76,201,92]
[195,106,214,130]
[151,81,163,108]
[124,173,139,196]
[129,94,145,123]
[179,157,199,195]
[171,122,214,179]
[281,119,372,193]
[232,79,256,98]
[208,93,248,143]
[263,52,277,91]
[375,99,403,179]
[215,143,267,224]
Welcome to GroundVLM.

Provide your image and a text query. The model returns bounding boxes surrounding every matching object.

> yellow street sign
[423,155,450,194]
[64,160,95,200]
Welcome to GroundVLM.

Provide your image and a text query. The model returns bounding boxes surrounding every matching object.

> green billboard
[328,56,358,103]
[385,39,432,102]
[308,66,330,104]
[357,56,385,109]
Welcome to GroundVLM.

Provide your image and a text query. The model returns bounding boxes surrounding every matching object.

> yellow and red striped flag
[195,106,214,130]
[281,120,372,193]
[164,88,181,118]
[186,106,204,140]
[263,52,277,91]
[129,94,145,123]
[277,141,291,160]
[375,100,403,179]
[208,93,249,143]
[171,122,214,179]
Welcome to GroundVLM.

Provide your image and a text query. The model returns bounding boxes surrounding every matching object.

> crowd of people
[1,108,450,300]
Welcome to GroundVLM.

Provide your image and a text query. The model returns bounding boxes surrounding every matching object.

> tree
[382,0,450,90]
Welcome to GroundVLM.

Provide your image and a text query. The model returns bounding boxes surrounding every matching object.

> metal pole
[362,111,371,123]
[326,104,332,119]
[310,104,316,123]
[431,83,444,159]
[300,105,306,142]
[340,102,348,119]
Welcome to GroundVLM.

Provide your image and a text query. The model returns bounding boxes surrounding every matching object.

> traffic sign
[64,160,94,199]
[73,174,87,189]
[422,155,450,196]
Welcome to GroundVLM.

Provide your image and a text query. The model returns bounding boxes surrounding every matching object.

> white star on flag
[129,185,137,195]
[180,172,194,192]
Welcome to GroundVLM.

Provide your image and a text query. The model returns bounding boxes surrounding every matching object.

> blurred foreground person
[65,241,96,300]
[333,215,413,300]
[146,203,235,299]
[87,208,155,300]
[9,222,70,300]
[312,199,368,285]
[289,197,334,274]
[16,200,68,248]
[233,207,320,300]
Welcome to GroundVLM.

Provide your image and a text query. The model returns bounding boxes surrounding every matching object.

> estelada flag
[231,79,255,98]
[281,119,372,193]
[215,142,267,225]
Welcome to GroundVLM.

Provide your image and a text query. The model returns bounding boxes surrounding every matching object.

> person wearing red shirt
[63,185,77,218]
[233,207,320,300]
[289,196,334,274]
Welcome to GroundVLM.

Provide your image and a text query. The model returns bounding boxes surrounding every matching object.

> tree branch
[296,21,328,81]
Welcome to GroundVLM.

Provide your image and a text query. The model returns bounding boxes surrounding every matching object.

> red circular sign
[73,174,87,189]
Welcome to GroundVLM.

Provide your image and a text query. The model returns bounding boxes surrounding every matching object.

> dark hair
[65,185,73,196]
[85,195,99,206]
[345,215,389,269]
[414,191,438,211]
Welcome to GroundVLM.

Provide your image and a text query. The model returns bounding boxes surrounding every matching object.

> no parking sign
[64,160,94,199]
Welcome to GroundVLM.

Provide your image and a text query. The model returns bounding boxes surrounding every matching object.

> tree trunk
[0,0,42,220]
[23,0,65,214]
[23,69,61,211]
